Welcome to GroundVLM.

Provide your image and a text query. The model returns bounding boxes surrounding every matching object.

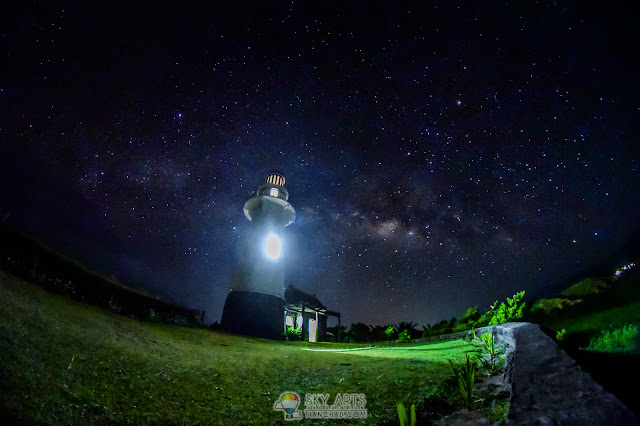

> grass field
[0,271,478,424]
[550,303,640,336]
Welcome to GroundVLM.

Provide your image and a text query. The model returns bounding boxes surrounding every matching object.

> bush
[426,320,448,336]
[473,329,503,375]
[489,291,526,325]
[484,398,510,423]
[448,354,476,408]
[556,329,566,341]
[284,325,302,341]
[475,307,496,327]
[453,307,480,332]
[460,306,480,324]
[397,321,419,336]
[452,322,472,333]
[425,290,526,337]
[427,318,457,337]
[384,325,396,340]
[398,329,411,343]
[173,315,190,327]
[586,324,638,353]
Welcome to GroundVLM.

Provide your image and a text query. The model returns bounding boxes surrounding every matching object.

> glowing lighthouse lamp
[220,172,295,339]
[264,233,282,259]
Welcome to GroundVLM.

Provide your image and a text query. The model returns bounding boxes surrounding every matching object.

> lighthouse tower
[220,171,296,339]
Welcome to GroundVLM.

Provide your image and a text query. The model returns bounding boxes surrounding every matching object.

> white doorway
[308,319,317,343]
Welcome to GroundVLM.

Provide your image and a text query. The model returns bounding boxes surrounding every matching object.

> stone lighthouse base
[220,291,285,339]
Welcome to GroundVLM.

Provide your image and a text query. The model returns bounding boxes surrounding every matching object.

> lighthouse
[220,171,296,339]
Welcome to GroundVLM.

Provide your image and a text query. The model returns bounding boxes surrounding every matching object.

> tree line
[327,291,526,343]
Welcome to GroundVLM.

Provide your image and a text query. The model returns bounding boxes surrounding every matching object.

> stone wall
[490,322,638,425]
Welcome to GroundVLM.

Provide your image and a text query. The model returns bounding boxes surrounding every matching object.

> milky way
[2,2,639,326]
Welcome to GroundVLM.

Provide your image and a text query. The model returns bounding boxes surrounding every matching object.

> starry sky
[2,1,639,327]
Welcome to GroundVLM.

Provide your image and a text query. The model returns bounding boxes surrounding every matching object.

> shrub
[453,307,480,332]
[426,320,448,336]
[484,398,510,423]
[397,321,419,338]
[506,290,527,320]
[489,291,526,325]
[448,354,476,408]
[556,329,566,341]
[398,329,411,343]
[473,329,503,375]
[384,325,395,340]
[173,315,190,327]
[475,306,496,327]
[396,402,416,426]
[464,307,480,321]
[284,325,302,341]
[452,322,471,333]
[586,324,638,353]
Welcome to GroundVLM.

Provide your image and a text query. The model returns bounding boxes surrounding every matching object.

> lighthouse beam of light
[264,233,282,259]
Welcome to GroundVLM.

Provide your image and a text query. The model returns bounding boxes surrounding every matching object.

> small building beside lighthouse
[284,285,341,342]
[221,171,296,339]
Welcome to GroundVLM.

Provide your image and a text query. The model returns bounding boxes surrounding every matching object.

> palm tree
[348,322,372,343]
[370,325,389,341]
[396,321,419,338]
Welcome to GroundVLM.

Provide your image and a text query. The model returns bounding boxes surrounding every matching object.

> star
[2,1,638,328]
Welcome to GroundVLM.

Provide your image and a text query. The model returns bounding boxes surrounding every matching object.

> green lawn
[0,272,477,424]
[550,303,640,336]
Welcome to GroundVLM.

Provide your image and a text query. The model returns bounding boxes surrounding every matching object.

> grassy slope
[540,281,640,354]
[0,272,476,425]
[533,268,640,342]
[530,270,640,416]
[550,303,640,335]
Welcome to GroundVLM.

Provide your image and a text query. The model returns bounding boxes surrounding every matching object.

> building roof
[284,285,325,310]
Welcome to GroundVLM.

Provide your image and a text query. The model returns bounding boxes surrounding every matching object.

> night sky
[2,2,639,327]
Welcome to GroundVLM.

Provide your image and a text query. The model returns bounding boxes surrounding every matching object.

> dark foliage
[348,322,372,343]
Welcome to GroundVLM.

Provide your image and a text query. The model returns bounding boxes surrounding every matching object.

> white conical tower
[220,171,296,339]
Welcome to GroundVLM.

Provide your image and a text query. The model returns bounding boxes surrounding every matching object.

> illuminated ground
[0,272,479,425]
